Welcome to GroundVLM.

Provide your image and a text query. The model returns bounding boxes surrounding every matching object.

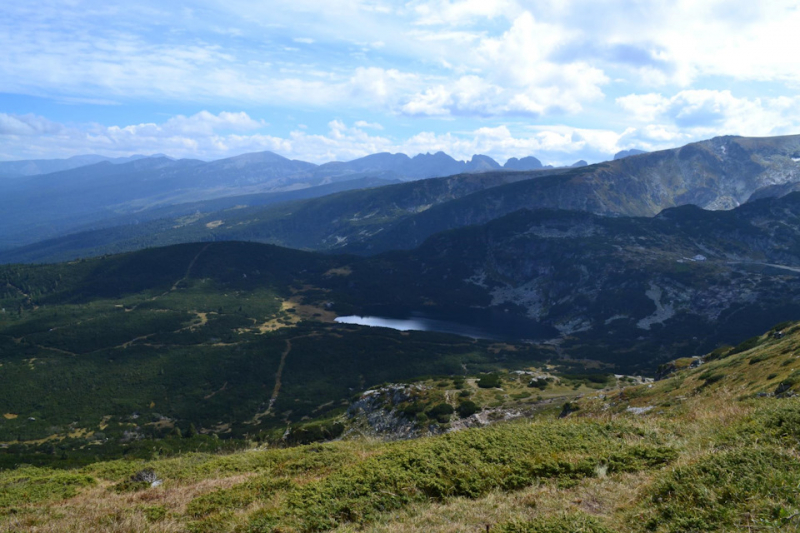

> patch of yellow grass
[252,297,336,334]
[2,413,17,420]
[332,472,649,533]
[0,474,255,533]
[1,427,94,446]
[324,266,353,277]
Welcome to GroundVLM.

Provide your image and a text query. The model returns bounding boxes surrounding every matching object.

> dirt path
[172,243,212,291]
[250,336,310,424]
[34,345,78,356]
[266,339,292,416]
[127,243,213,312]
[11,244,217,355]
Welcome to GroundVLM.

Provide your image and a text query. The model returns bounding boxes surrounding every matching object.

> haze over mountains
[0,149,551,250]
[0,153,163,178]
[3,134,799,264]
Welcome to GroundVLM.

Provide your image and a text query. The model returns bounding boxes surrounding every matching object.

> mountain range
[4,134,798,263]
[0,150,552,250]
[0,153,163,178]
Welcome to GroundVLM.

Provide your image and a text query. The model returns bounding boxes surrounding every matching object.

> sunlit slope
[4,322,800,532]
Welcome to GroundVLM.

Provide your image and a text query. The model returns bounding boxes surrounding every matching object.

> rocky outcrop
[341,193,800,368]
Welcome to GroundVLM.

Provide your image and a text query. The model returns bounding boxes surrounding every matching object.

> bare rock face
[345,384,437,440]
[344,192,800,369]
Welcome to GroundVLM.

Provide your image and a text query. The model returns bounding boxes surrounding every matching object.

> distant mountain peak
[614,149,647,160]
[504,156,543,171]
[465,154,501,172]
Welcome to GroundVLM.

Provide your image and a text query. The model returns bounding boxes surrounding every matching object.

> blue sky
[1,0,800,166]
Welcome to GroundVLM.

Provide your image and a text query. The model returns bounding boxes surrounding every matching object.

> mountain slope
[0,167,562,262]
[39,133,799,260]
[5,192,800,373]
[345,134,800,254]
[0,150,545,250]
[5,320,800,532]
[0,153,154,178]
[613,148,647,160]
[0,176,400,264]
[333,192,800,368]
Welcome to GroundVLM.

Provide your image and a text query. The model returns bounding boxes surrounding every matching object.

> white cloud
[401,85,453,116]
[616,93,671,123]
[409,0,521,25]
[347,67,420,106]
[9,0,797,127]
[0,113,65,136]
[2,0,800,162]
[400,12,609,118]
[617,90,800,138]
[161,111,264,135]
[354,120,384,129]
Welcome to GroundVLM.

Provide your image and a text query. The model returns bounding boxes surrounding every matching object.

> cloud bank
[1,1,799,162]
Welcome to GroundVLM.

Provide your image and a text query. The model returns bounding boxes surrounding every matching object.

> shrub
[637,448,800,532]
[284,422,345,445]
[457,400,479,418]
[729,336,763,355]
[402,402,426,418]
[698,371,724,386]
[477,373,502,389]
[142,505,167,522]
[705,345,733,361]
[427,403,455,423]
[559,402,580,418]
[528,378,548,390]
[253,420,675,532]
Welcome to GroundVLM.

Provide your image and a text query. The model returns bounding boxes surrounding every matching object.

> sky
[1,0,800,166]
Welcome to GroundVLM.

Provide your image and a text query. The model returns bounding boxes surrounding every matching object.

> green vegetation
[478,373,503,388]
[638,447,800,532]
[3,321,800,531]
[494,513,613,533]
[0,241,565,465]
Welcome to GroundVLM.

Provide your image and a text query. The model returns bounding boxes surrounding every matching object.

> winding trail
[172,244,212,291]
[127,243,213,313]
[249,334,318,423]
[265,339,293,417]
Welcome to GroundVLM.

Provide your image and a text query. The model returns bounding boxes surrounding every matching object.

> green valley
[3,318,800,532]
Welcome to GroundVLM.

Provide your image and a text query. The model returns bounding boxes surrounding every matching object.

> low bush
[494,513,613,533]
[729,335,763,356]
[637,447,800,532]
[477,373,502,389]
[427,403,455,423]
[0,467,96,508]
[457,400,479,418]
[245,420,675,532]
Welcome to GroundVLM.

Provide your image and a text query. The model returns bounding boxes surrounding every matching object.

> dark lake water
[335,307,557,341]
